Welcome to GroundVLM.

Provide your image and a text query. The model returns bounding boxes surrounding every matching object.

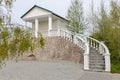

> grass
[111,63,120,73]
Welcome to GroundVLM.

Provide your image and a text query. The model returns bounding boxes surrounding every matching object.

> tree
[91,0,120,72]
[0,0,15,24]
[0,0,46,67]
[66,0,86,34]
[92,1,111,41]
[0,23,45,68]
[109,0,120,63]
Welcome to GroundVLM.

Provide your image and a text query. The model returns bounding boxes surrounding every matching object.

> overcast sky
[11,0,110,25]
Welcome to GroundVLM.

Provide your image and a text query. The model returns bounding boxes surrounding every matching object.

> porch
[21,5,67,37]
[24,15,61,37]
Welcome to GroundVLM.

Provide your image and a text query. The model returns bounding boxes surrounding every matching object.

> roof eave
[21,5,68,22]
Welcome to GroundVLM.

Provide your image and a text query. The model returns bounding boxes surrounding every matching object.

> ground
[0,60,120,80]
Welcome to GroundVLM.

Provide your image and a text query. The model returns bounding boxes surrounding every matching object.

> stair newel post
[104,53,111,72]
[100,42,111,72]
[84,37,89,70]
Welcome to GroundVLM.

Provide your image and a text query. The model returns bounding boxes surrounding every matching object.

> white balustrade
[59,29,89,70]
[59,29,110,72]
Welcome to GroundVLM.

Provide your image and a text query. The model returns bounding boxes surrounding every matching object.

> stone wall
[21,37,84,63]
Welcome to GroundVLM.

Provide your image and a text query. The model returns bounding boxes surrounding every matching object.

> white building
[21,5,68,37]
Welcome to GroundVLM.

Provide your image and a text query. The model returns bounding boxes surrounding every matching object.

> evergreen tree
[66,0,86,34]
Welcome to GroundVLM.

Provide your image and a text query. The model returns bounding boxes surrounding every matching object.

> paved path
[0,61,120,80]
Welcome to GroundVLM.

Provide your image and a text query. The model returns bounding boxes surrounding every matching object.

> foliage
[111,63,120,73]
[66,0,86,34]
[0,23,45,67]
[0,0,14,8]
[91,0,120,72]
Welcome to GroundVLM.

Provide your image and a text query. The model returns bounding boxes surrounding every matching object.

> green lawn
[111,63,120,73]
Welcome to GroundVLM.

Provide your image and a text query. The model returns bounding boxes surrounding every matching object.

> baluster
[90,39,93,47]
[65,32,66,38]
[74,35,77,44]
[64,31,65,38]
[68,33,70,41]
[99,44,102,54]
[96,42,98,50]
[70,34,72,42]
[93,41,96,48]
[77,38,79,46]
[87,38,89,44]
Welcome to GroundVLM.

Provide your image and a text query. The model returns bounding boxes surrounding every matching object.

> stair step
[89,69,105,72]
[89,46,105,71]
[90,63,105,66]
[90,65,105,69]
[90,60,104,62]
[90,51,99,53]
[90,54,103,56]
[90,58,104,61]
[90,56,104,59]
[90,60,105,64]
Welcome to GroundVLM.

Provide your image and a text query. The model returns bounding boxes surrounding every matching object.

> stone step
[90,63,105,66]
[90,50,99,53]
[90,55,104,58]
[90,59,105,62]
[89,46,105,71]
[90,65,105,69]
[89,69,105,72]
[90,58,104,61]
[90,53,103,55]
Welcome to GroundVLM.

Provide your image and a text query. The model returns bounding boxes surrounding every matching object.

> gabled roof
[21,5,68,21]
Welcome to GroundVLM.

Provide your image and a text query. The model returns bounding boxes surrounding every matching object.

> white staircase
[59,29,110,72]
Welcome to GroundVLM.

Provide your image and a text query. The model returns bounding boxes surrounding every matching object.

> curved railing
[59,29,110,72]
[60,29,90,70]
[83,35,110,71]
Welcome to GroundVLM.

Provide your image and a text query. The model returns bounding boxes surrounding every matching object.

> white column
[35,18,39,38]
[57,20,60,36]
[48,15,52,35]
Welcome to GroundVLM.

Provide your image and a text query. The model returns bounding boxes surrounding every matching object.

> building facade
[21,5,68,37]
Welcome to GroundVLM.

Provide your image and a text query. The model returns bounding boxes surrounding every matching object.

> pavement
[0,60,120,80]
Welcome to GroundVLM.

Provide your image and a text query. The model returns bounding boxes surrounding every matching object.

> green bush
[0,23,45,68]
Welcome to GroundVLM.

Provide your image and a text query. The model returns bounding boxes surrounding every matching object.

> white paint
[105,53,111,72]
[23,7,50,19]
[48,15,52,30]
[35,18,39,38]
[84,42,89,70]
[84,54,89,70]
[48,15,52,36]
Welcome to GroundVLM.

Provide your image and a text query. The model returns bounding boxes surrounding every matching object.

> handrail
[79,34,110,54]
[60,29,90,70]
[59,29,110,71]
